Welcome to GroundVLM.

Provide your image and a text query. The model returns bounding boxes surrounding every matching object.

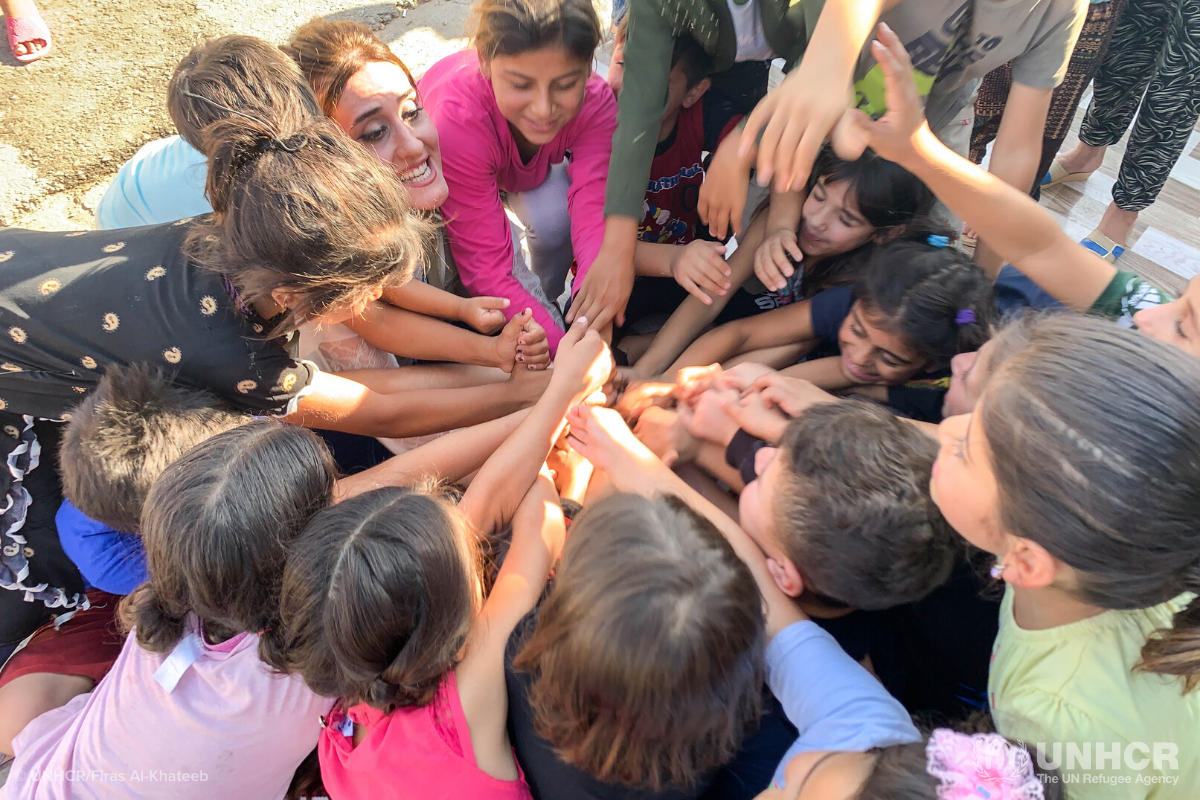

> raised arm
[458,319,614,536]
[843,24,1116,311]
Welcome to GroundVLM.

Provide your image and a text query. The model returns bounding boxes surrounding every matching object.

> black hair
[853,241,995,369]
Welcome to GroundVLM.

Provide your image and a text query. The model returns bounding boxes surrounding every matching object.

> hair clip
[927,234,950,248]
[955,310,977,326]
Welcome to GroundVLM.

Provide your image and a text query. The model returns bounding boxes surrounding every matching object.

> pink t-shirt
[3,618,333,800]
[318,671,532,800]
[419,49,617,353]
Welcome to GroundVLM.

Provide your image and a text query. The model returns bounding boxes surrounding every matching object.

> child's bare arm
[382,281,512,334]
[668,301,817,377]
[778,356,858,390]
[459,320,613,535]
[566,406,805,638]
[333,409,530,502]
[457,473,565,781]
[632,214,768,377]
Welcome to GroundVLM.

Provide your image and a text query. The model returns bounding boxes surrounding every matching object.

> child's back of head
[121,420,337,657]
[976,312,1200,688]
[514,492,765,789]
[168,34,322,152]
[773,401,958,610]
[277,485,481,709]
[59,363,251,533]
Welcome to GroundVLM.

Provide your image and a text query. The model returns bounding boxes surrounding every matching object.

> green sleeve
[604,0,677,220]
[1088,269,1168,326]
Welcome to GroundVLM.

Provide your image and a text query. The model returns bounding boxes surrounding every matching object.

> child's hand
[612,378,675,424]
[713,362,776,393]
[551,317,615,401]
[720,390,790,443]
[754,227,803,294]
[565,405,665,493]
[674,364,723,405]
[746,373,838,417]
[632,406,688,465]
[683,386,743,446]
[546,441,593,504]
[832,24,928,167]
[739,50,853,192]
[516,315,550,370]
[698,129,752,240]
[670,240,730,305]
[461,296,510,334]
[494,310,530,373]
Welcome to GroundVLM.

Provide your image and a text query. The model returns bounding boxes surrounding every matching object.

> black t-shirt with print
[0,221,314,419]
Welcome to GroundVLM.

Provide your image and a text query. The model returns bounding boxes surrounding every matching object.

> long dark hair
[274,485,481,711]
[284,19,419,117]
[798,145,946,297]
[471,0,602,64]
[120,421,337,659]
[981,313,1200,691]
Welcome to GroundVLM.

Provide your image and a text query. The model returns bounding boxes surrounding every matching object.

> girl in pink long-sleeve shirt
[419,0,617,354]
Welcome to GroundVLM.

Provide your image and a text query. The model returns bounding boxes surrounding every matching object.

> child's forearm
[763,187,805,235]
[901,126,1115,311]
[634,296,727,377]
[694,442,746,492]
[667,324,749,378]
[337,363,508,393]
[779,356,857,390]
[633,241,678,278]
[346,304,505,368]
[382,280,466,322]
[334,409,530,501]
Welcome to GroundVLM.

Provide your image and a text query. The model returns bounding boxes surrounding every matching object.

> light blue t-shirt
[95,135,212,229]
[767,620,921,789]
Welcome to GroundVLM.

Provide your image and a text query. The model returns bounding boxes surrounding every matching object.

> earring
[990,561,1007,580]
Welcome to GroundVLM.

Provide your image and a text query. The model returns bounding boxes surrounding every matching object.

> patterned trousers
[1081,0,1200,211]
[970,0,1129,199]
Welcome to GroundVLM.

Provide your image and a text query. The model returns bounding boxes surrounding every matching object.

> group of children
[0,0,1198,799]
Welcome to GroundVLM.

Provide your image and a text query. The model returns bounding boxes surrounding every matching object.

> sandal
[6,13,52,64]
[1081,228,1125,263]
[1041,158,1093,189]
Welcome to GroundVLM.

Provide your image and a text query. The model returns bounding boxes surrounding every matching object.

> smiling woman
[418,0,616,355]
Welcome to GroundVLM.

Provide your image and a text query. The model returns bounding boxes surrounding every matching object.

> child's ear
[1001,537,1059,590]
[682,77,711,110]
[872,223,907,244]
[270,287,303,312]
[766,556,805,598]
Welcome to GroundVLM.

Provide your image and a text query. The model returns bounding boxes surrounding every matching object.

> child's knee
[0,672,94,753]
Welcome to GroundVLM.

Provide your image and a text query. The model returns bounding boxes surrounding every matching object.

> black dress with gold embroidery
[0,220,315,643]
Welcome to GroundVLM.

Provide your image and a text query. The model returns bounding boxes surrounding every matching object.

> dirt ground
[0,0,565,229]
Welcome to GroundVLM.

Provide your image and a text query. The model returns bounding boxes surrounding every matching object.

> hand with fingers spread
[566,217,638,331]
[832,23,931,169]
[754,227,804,294]
[671,240,731,305]
[551,317,616,401]
[697,129,752,241]
[747,372,839,417]
[460,295,511,334]
[516,314,550,370]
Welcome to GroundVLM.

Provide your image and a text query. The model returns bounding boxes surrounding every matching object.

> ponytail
[120,585,189,655]
[185,113,433,338]
[1138,577,1200,692]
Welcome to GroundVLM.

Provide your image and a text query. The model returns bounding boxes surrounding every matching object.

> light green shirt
[989,586,1200,799]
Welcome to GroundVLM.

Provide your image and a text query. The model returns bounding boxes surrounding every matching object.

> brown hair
[979,313,1200,691]
[283,19,418,117]
[59,364,250,534]
[274,485,481,711]
[168,35,323,152]
[184,110,433,337]
[774,401,958,610]
[120,421,337,658]
[515,493,765,789]
[471,0,602,64]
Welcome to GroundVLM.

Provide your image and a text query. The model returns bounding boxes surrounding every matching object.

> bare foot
[1056,142,1106,176]
[1095,203,1138,248]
